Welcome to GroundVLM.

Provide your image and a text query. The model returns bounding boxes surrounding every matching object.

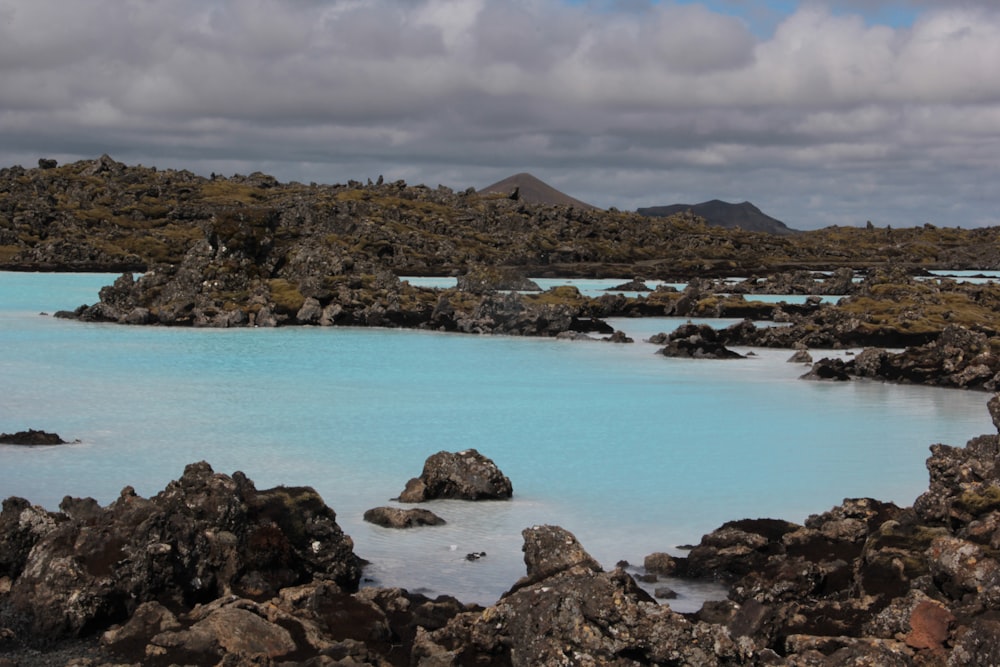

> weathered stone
[0,498,58,579]
[787,348,813,363]
[398,449,512,502]
[101,601,182,658]
[801,357,852,381]
[514,524,602,587]
[989,394,1000,433]
[654,586,678,599]
[658,323,745,359]
[643,551,677,575]
[12,397,1000,664]
[295,296,323,324]
[680,518,799,580]
[927,536,1000,609]
[1,462,362,639]
[150,605,296,662]
[949,618,1000,667]
[421,525,748,667]
[456,265,540,293]
[363,506,446,528]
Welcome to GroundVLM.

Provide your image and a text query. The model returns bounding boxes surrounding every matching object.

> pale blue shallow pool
[1,272,992,606]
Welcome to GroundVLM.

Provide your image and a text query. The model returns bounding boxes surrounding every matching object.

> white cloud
[0,0,999,229]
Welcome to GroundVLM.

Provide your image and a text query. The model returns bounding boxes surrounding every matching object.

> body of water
[0,272,993,608]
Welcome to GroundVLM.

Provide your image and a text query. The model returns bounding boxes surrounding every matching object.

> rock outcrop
[0,429,70,445]
[641,395,1000,664]
[415,525,750,666]
[805,324,1000,390]
[653,323,745,359]
[455,265,541,293]
[0,462,362,639]
[398,449,513,502]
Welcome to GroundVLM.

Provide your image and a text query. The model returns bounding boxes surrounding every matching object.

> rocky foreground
[6,399,1000,665]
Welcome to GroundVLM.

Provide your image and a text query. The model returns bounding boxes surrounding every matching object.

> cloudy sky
[2,0,998,230]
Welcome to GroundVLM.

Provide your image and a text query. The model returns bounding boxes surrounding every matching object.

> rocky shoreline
[4,156,1000,390]
[4,397,1000,665]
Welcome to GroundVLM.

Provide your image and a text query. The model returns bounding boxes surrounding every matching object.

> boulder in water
[398,449,512,502]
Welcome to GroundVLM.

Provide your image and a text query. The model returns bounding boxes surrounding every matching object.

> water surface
[0,272,992,607]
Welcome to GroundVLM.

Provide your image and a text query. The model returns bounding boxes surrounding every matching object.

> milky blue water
[0,272,994,607]
[403,276,839,303]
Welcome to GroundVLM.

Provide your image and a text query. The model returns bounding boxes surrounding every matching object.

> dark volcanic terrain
[638,199,797,235]
[5,155,1000,389]
[8,156,1000,663]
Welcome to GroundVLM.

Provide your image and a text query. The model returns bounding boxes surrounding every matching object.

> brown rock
[989,394,1000,433]
[643,551,677,575]
[515,524,602,587]
[904,599,954,650]
[101,601,182,659]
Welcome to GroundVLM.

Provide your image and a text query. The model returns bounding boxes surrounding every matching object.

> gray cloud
[1,0,999,229]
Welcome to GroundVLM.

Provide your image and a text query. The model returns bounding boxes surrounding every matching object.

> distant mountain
[479,173,596,210]
[637,200,797,235]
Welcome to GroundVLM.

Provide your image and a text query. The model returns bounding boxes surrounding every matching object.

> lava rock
[0,462,363,639]
[657,323,745,359]
[0,430,70,445]
[398,449,512,502]
[363,506,446,528]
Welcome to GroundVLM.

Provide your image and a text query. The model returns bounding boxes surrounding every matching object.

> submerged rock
[801,357,852,381]
[363,506,446,528]
[607,278,651,291]
[398,449,513,502]
[786,345,813,364]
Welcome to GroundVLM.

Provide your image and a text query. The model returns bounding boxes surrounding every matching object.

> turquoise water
[0,272,994,607]
[402,276,839,303]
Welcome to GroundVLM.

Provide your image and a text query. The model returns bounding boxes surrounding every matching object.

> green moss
[335,188,370,202]
[268,278,305,314]
[74,206,116,223]
[838,288,1000,336]
[524,285,586,307]
[198,181,262,204]
[956,486,1000,516]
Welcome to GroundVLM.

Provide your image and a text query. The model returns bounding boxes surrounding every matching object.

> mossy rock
[267,278,305,314]
[955,486,1000,517]
[0,244,20,262]
[524,285,587,307]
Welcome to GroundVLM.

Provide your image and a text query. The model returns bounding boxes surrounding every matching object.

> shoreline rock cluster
[5,397,1000,664]
[5,155,1000,392]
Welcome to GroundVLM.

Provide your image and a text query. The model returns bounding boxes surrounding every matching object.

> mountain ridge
[479,172,596,210]
[638,199,797,235]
